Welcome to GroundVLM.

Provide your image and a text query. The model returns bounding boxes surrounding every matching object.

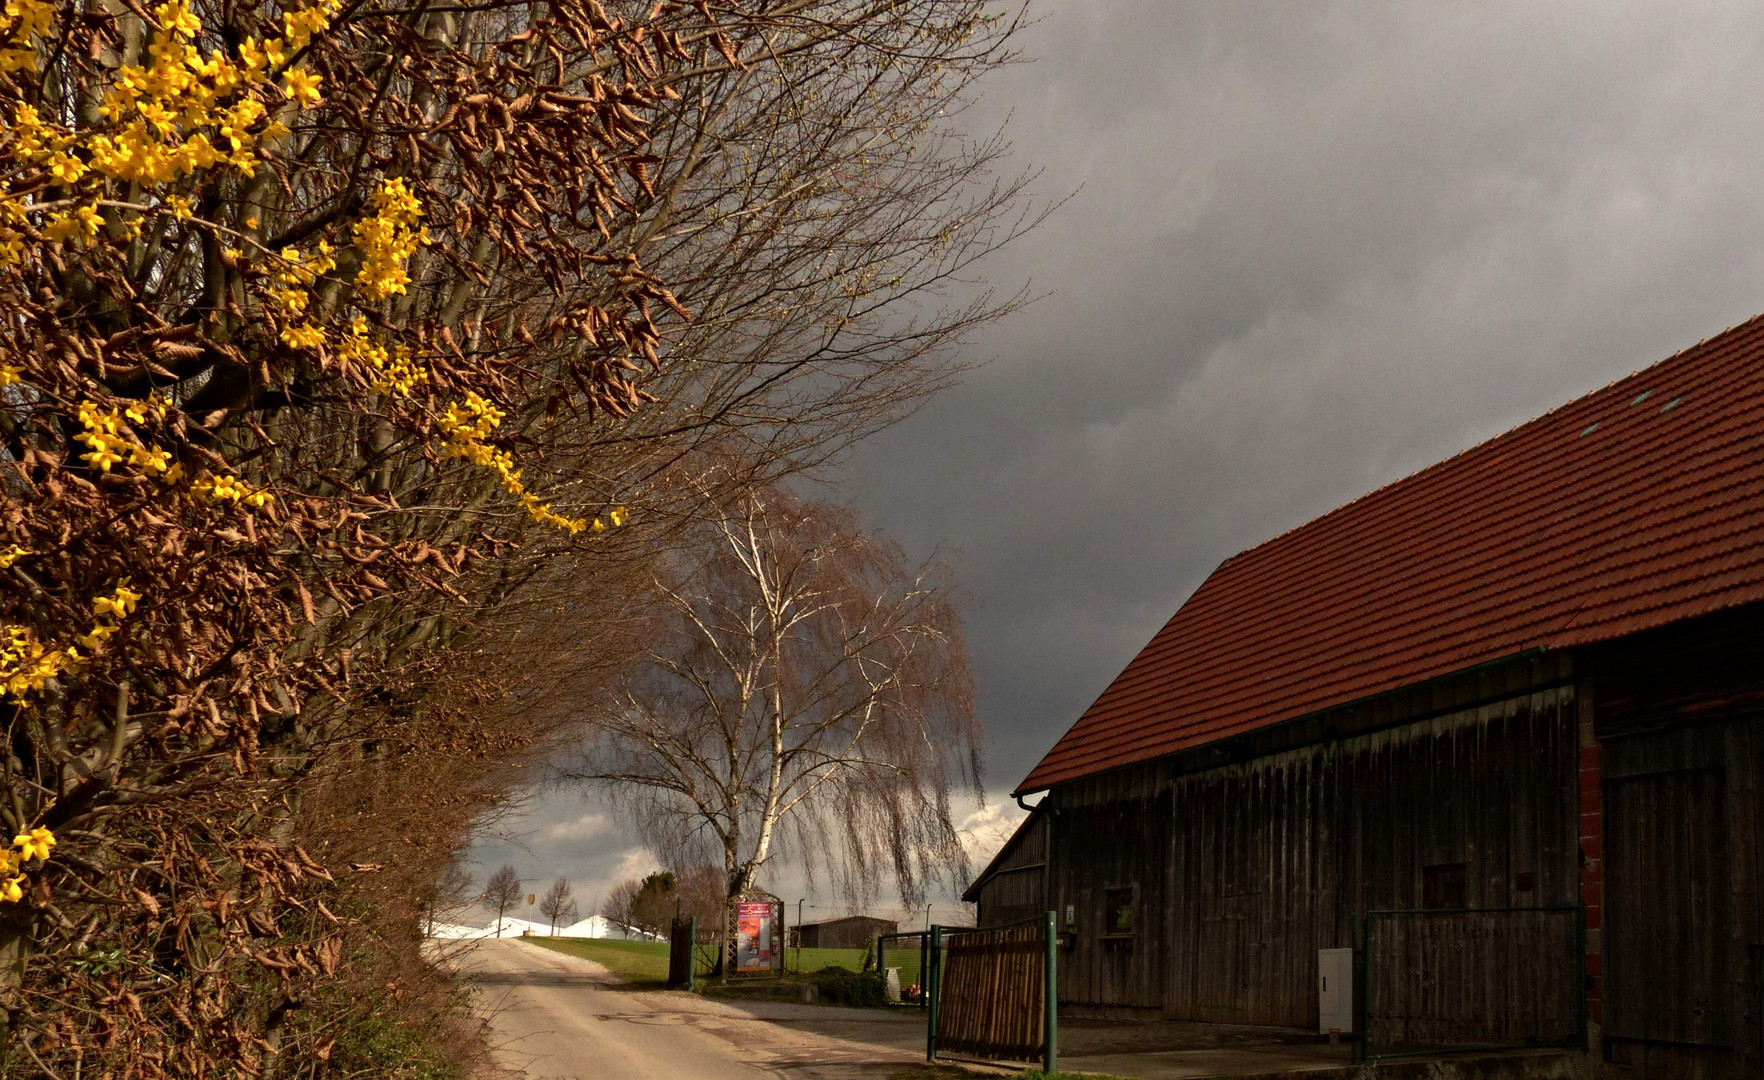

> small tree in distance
[538,877,576,936]
[483,865,522,938]
[565,485,983,912]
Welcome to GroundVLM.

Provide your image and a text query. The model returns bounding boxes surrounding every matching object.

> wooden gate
[929,916,1055,1067]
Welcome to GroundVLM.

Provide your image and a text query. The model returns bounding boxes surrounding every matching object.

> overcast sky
[467,1,1764,923]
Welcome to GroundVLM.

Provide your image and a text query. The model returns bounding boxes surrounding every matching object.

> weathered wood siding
[1155,685,1580,1027]
[1591,607,1764,1080]
[1364,908,1581,1053]
[1046,768,1170,1010]
[973,812,1048,929]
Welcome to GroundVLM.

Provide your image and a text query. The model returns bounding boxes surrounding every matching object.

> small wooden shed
[795,915,898,949]
[970,315,1764,1078]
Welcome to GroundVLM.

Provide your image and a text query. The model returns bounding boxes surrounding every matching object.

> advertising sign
[734,900,777,973]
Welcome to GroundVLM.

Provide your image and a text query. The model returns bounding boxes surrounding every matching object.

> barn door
[1604,764,1728,1051]
[1599,714,1762,1080]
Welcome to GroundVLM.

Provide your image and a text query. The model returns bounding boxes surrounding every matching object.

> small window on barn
[1422,863,1467,910]
[1514,871,1536,894]
[1104,888,1134,936]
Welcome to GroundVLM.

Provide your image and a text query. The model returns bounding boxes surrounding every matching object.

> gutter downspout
[1015,791,1056,926]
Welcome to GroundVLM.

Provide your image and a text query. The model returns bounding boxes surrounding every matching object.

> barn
[794,915,898,949]
[966,316,1764,1078]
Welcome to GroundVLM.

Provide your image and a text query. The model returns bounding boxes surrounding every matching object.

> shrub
[813,965,888,1007]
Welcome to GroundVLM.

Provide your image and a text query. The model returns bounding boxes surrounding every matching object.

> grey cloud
[839,0,1764,788]
[473,0,1764,904]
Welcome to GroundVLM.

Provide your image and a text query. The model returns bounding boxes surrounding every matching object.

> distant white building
[425,913,666,941]
[555,914,665,941]
[427,915,546,940]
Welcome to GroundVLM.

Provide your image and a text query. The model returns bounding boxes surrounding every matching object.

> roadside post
[687,916,697,993]
[1044,910,1059,1074]
[925,925,942,1061]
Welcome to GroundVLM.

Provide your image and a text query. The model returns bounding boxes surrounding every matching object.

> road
[449,938,929,1080]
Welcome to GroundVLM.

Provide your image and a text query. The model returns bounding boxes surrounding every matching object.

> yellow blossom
[13,827,53,863]
[282,67,322,108]
[93,584,141,619]
[281,322,324,350]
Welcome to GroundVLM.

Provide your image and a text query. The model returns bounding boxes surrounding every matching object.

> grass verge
[521,936,671,986]
[892,1069,1137,1080]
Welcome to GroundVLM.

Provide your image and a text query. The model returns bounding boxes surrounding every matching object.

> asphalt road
[450,938,927,1080]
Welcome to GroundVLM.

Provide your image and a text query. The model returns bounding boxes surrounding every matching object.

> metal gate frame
[925,912,1058,1072]
[1358,905,1586,1062]
[876,930,930,1008]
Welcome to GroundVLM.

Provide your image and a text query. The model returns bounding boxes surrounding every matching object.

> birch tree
[565,486,981,909]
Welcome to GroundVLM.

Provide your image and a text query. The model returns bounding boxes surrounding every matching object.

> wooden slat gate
[1361,906,1584,1060]
[928,916,1056,1068]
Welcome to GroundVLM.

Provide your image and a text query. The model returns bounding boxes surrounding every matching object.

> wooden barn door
[1601,718,1763,1079]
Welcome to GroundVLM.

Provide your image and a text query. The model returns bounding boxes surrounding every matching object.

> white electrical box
[1318,948,1353,1034]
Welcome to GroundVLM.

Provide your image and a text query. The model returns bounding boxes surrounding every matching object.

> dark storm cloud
[473,1,1764,907]
[839,1,1764,791]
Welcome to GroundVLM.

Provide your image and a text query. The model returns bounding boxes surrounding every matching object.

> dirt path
[451,938,930,1080]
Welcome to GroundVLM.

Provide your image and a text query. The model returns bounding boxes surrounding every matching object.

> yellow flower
[46,151,86,185]
[77,623,116,649]
[281,67,322,108]
[92,585,141,619]
[0,545,29,568]
[156,0,200,38]
[0,876,21,903]
[609,507,628,527]
[0,364,21,386]
[281,322,324,350]
[245,215,259,229]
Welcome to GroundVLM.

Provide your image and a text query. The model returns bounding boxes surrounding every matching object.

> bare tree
[0,0,1039,1067]
[538,877,576,936]
[483,864,523,937]
[424,862,479,937]
[565,485,982,911]
[602,877,643,929]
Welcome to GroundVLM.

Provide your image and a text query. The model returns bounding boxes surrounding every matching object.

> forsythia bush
[0,0,711,1071]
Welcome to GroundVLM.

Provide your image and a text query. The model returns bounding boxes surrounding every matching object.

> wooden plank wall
[1157,686,1579,1027]
[1046,767,1170,1009]
[1590,604,1764,1080]
[1600,717,1762,1079]
[1365,908,1581,1053]
[973,812,1047,929]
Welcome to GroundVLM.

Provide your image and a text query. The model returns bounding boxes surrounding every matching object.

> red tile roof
[1018,315,1764,794]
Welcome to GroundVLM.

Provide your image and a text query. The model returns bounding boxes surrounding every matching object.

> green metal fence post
[925,925,942,1062]
[1044,910,1059,1074]
[686,916,697,993]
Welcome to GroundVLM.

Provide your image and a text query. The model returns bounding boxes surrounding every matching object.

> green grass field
[523,937,672,985]
[783,947,868,974]
[522,937,884,987]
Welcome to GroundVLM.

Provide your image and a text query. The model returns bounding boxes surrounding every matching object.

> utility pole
[795,898,805,973]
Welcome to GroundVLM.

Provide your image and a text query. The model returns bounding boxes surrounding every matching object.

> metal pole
[796,898,804,974]
[686,916,697,993]
[1044,910,1058,1074]
[925,925,942,1062]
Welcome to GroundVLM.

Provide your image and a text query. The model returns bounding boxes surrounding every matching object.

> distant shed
[795,915,897,949]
